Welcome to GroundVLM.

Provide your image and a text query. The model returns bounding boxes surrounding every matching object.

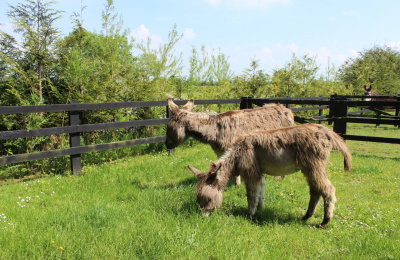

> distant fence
[1,95,399,174]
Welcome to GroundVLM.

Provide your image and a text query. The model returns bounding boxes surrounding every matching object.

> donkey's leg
[302,185,321,220]
[320,183,336,228]
[303,168,336,228]
[257,178,265,209]
[245,177,263,218]
[235,175,241,186]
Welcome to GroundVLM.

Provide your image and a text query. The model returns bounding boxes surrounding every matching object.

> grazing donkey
[166,98,295,185]
[187,124,352,228]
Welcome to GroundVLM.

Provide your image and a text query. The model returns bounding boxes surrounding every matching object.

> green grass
[0,124,399,259]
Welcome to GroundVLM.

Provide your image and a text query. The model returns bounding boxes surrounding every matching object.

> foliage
[188,45,232,86]
[135,24,183,93]
[234,58,273,97]
[5,0,63,103]
[339,45,400,94]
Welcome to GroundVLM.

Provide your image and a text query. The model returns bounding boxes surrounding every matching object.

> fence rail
[1,95,399,174]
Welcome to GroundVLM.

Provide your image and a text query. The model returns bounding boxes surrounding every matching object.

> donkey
[363,85,400,127]
[187,124,352,228]
[166,98,295,185]
[364,85,398,104]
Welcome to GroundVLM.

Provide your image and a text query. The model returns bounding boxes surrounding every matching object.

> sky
[1,0,400,76]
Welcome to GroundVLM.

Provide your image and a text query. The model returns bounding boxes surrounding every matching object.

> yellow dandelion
[60,247,64,251]
[51,241,55,244]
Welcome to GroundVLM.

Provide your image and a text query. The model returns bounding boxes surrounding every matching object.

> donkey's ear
[187,165,206,179]
[168,98,180,115]
[182,99,194,112]
[210,162,223,183]
[209,162,222,174]
[364,85,371,91]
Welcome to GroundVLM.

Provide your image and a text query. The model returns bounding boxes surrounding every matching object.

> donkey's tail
[328,130,352,172]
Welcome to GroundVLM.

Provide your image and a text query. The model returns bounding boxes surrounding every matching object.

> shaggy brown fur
[188,124,352,228]
[166,98,295,185]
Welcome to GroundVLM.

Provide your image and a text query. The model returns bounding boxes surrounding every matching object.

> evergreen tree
[6,0,63,104]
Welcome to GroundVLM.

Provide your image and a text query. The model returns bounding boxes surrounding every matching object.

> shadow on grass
[352,152,400,162]
[228,206,303,227]
[129,177,198,190]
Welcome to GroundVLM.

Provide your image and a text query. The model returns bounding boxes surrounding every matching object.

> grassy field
[0,124,399,259]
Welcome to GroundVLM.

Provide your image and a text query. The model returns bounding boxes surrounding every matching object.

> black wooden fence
[1,95,399,175]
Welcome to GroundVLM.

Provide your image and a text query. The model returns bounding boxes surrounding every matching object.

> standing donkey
[188,124,352,228]
[166,98,295,185]
[363,85,400,127]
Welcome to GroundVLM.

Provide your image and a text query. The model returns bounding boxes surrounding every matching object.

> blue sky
[1,0,400,75]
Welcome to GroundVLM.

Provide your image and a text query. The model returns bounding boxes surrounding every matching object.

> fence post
[286,96,291,109]
[396,95,400,128]
[240,97,253,110]
[318,96,323,124]
[330,94,348,136]
[166,99,174,154]
[69,101,82,175]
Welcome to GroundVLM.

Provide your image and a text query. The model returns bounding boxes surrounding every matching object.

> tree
[188,45,232,86]
[234,58,271,97]
[188,45,207,85]
[208,48,232,85]
[57,0,137,105]
[339,45,400,94]
[135,24,183,92]
[6,0,63,103]
[271,53,320,97]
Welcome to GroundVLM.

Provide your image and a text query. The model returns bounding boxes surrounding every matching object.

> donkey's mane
[183,104,288,125]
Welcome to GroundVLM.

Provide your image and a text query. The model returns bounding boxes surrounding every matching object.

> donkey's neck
[216,156,237,191]
[184,113,225,153]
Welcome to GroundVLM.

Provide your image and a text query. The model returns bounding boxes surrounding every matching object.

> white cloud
[183,28,196,41]
[132,24,150,41]
[205,0,291,8]
[131,24,162,48]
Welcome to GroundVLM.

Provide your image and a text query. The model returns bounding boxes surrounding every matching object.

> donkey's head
[165,98,194,150]
[363,85,375,101]
[187,163,223,217]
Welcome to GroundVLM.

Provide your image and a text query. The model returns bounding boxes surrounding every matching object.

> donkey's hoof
[317,224,327,229]
[274,175,286,181]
